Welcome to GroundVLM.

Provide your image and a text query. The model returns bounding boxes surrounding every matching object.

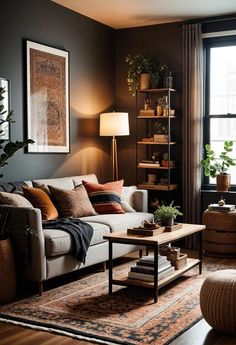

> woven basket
[0,238,16,303]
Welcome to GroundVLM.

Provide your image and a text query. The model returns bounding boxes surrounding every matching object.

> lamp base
[111,136,118,181]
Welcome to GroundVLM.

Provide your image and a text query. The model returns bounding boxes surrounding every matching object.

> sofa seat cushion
[80,212,154,233]
[44,222,110,257]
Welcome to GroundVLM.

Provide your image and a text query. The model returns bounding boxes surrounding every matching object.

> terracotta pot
[139,73,150,90]
[216,174,231,192]
[162,160,175,168]
[0,238,16,303]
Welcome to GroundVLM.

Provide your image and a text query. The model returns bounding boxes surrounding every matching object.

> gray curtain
[182,23,203,226]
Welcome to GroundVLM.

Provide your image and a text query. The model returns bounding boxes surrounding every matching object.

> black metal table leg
[108,241,113,295]
[153,244,159,303]
[198,231,203,274]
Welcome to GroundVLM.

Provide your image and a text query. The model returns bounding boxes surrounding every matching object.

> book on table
[137,254,167,267]
[131,261,172,275]
[128,266,175,282]
[208,204,235,212]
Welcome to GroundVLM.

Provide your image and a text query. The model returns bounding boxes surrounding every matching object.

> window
[204,37,236,187]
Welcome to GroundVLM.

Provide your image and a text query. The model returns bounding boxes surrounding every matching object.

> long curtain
[182,23,203,225]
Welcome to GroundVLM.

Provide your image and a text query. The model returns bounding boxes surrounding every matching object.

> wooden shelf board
[137,164,176,170]
[137,115,178,119]
[112,258,200,289]
[138,88,176,93]
[138,184,178,191]
[137,141,176,145]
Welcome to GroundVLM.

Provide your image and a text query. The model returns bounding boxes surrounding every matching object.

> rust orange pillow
[22,186,59,221]
[82,180,124,214]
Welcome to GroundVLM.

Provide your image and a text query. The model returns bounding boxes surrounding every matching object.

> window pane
[209,118,236,184]
[210,46,236,115]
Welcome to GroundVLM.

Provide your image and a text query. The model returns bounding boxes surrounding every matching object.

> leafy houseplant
[154,201,183,226]
[201,140,235,191]
[125,54,160,96]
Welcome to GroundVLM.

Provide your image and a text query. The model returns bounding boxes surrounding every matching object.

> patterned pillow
[48,184,97,218]
[82,180,124,214]
[0,192,33,208]
[22,186,59,221]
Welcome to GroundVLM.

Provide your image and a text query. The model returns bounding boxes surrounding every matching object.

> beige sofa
[1,174,153,293]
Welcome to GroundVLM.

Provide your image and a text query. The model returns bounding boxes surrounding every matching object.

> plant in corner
[154,201,183,226]
[0,85,34,303]
[201,140,235,191]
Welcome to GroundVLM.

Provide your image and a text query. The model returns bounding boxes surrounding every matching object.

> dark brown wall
[115,23,183,186]
[0,0,115,183]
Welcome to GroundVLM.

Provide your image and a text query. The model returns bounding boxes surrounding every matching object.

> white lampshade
[99,112,129,137]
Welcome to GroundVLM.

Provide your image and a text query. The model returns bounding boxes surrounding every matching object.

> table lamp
[99,112,129,181]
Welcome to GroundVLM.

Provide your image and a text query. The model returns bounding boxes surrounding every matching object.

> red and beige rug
[0,256,234,345]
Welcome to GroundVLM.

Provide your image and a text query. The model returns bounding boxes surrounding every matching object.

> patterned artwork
[26,41,69,153]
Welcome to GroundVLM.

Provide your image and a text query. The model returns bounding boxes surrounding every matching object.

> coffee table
[103,223,205,303]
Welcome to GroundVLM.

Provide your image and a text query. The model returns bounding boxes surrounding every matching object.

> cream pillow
[0,192,33,208]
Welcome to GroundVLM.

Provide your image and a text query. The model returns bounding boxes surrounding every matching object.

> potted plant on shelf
[154,201,183,226]
[201,140,235,192]
[0,85,34,303]
[125,54,160,96]
[162,152,175,168]
[153,122,169,143]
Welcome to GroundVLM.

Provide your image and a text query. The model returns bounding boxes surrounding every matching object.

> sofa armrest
[132,189,149,212]
[0,205,47,282]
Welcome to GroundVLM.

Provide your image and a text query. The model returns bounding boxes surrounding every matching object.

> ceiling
[52,0,236,29]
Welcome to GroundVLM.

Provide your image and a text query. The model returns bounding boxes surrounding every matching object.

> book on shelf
[208,204,235,212]
[138,163,160,168]
[139,109,155,116]
[128,266,175,282]
[137,255,167,267]
[131,261,172,275]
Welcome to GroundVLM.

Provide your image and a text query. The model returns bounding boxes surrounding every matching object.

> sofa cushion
[72,174,98,187]
[44,222,110,257]
[48,184,97,218]
[82,180,124,214]
[0,192,33,208]
[33,177,74,190]
[22,186,59,220]
[80,212,154,232]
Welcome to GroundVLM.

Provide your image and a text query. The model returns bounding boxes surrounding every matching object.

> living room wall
[0,0,115,183]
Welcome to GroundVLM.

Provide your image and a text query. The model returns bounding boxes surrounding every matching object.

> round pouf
[200,270,236,335]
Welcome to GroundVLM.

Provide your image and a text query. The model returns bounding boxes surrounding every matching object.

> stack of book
[208,204,235,212]
[128,255,175,282]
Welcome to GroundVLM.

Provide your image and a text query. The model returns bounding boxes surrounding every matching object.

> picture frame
[0,77,10,140]
[26,40,70,153]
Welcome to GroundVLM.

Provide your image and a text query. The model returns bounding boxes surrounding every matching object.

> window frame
[203,35,236,190]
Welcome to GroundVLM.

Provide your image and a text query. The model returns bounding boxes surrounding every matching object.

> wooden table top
[103,223,205,245]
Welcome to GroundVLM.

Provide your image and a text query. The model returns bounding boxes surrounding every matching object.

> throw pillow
[82,180,124,214]
[22,186,59,221]
[0,192,33,208]
[48,184,97,218]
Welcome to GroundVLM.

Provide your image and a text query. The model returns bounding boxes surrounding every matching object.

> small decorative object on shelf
[218,196,225,206]
[162,152,175,168]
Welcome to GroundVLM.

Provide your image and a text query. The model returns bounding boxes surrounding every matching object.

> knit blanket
[42,218,93,264]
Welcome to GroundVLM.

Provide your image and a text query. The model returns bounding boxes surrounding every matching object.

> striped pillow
[82,180,124,214]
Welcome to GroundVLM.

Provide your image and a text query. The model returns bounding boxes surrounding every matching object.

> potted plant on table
[201,140,235,192]
[0,85,34,303]
[154,201,183,226]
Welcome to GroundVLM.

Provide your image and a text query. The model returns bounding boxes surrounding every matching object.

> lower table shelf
[112,258,200,289]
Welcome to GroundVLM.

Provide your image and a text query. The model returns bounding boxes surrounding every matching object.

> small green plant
[0,86,34,178]
[154,201,183,226]
[154,122,168,134]
[162,152,169,161]
[201,141,235,178]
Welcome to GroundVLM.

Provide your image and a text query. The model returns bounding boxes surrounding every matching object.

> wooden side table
[202,210,236,256]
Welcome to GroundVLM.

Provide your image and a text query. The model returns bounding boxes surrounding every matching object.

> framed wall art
[0,77,10,140]
[26,40,69,153]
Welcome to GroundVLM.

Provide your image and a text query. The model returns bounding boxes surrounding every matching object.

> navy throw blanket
[42,218,93,264]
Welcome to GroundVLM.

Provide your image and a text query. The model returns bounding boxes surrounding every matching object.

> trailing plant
[201,140,235,178]
[154,201,183,225]
[154,122,168,135]
[0,86,34,178]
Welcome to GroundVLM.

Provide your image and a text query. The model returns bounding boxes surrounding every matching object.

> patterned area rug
[0,256,234,345]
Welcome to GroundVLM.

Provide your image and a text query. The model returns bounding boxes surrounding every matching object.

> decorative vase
[216,174,231,192]
[140,73,150,90]
[0,238,16,303]
[163,71,173,89]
